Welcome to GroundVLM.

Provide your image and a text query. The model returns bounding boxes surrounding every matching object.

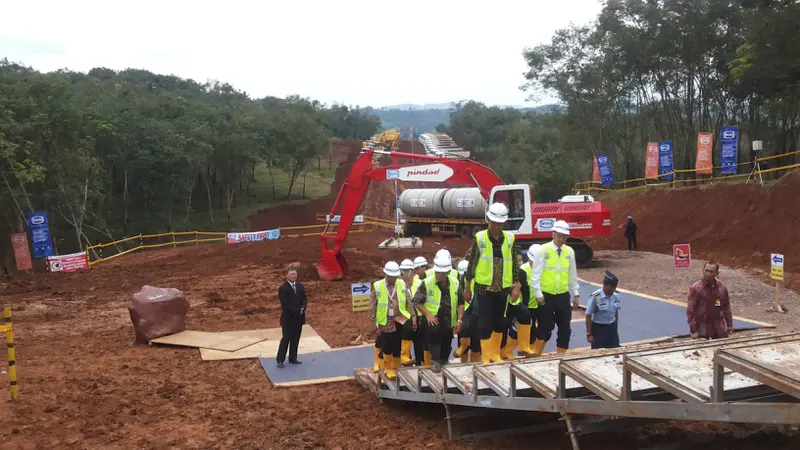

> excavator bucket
[318,250,350,281]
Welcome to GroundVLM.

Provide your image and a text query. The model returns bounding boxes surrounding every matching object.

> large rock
[128,285,190,344]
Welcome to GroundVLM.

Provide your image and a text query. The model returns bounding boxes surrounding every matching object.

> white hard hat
[485,202,509,223]
[527,244,542,260]
[435,248,451,259]
[552,220,570,236]
[399,259,415,270]
[413,256,428,268]
[433,255,452,273]
[383,261,401,277]
[457,259,469,275]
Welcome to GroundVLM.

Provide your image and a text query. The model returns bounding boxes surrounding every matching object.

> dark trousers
[502,303,533,346]
[424,316,453,363]
[277,319,303,363]
[627,236,637,250]
[590,321,620,349]
[380,330,402,358]
[458,304,481,352]
[477,290,509,339]
[536,292,572,349]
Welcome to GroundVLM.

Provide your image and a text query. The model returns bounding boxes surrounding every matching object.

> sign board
[771,253,784,281]
[46,252,89,273]
[351,282,371,312]
[385,163,454,182]
[325,215,364,223]
[27,211,54,259]
[10,233,33,271]
[226,229,280,244]
[673,244,691,269]
[535,217,556,232]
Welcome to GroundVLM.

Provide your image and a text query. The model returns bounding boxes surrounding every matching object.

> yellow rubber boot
[517,324,533,356]
[423,350,432,367]
[400,340,415,366]
[383,355,398,380]
[373,348,383,373]
[489,332,505,363]
[469,351,482,363]
[531,339,546,357]
[556,347,567,354]
[480,338,493,364]
[501,337,517,360]
[454,338,470,359]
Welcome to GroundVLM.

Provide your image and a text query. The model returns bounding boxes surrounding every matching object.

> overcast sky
[1,0,602,108]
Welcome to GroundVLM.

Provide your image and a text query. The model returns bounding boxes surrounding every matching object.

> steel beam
[623,356,707,404]
[443,368,470,395]
[474,366,509,398]
[510,364,557,398]
[714,351,800,401]
[559,361,619,401]
[378,390,800,424]
[419,369,443,394]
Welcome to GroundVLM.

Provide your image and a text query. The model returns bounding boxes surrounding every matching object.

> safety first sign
[46,252,89,273]
[771,253,784,281]
[351,283,371,312]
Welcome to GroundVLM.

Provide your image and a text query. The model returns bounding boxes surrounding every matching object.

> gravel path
[581,250,800,333]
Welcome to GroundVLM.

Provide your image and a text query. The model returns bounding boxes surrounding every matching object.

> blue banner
[596,154,614,187]
[720,126,738,175]
[27,211,54,259]
[658,141,674,181]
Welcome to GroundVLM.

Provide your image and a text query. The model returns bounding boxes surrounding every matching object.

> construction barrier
[85,220,382,267]
[1,304,17,401]
[572,149,800,194]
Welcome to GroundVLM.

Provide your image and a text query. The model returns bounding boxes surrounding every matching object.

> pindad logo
[699,136,711,145]
[722,130,736,139]
[660,144,670,152]
[598,156,608,164]
[31,215,45,225]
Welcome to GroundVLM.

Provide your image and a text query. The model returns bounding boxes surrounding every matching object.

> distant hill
[368,103,563,138]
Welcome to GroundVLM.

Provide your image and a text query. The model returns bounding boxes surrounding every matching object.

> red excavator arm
[318,149,504,280]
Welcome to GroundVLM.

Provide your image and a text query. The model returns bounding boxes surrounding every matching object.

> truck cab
[489,184,533,235]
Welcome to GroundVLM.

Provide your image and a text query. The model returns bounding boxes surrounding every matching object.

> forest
[0,60,380,257]
[440,0,800,197]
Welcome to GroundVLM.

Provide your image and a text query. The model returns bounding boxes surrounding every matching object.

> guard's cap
[603,271,618,285]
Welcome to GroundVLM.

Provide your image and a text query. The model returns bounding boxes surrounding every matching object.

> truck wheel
[459,226,471,239]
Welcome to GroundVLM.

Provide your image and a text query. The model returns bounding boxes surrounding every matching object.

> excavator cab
[489,184,533,235]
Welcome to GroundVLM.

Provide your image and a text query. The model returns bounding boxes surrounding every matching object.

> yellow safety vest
[422,274,459,327]
[540,242,572,295]
[374,278,410,326]
[458,275,475,308]
[411,275,423,296]
[474,229,514,288]
[520,264,539,309]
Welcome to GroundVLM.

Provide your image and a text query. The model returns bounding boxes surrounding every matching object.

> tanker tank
[399,188,487,219]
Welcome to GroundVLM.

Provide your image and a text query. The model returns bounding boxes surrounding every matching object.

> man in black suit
[277,266,307,368]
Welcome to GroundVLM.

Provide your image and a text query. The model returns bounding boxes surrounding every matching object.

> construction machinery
[362,129,400,152]
[317,149,611,280]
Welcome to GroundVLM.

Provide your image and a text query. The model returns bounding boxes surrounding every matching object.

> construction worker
[530,220,580,355]
[412,256,430,366]
[429,248,459,280]
[398,259,418,365]
[413,253,464,373]
[585,271,621,349]
[500,287,533,359]
[369,261,410,380]
[463,202,521,364]
[511,244,542,355]
[453,259,481,363]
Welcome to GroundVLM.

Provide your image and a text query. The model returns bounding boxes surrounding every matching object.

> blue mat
[260,282,766,385]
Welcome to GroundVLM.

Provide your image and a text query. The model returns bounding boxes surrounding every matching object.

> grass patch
[188,153,346,231]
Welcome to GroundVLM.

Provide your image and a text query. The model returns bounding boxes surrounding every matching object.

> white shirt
[529,240,580,299]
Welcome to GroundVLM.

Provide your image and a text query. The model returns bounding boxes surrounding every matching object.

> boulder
[128,285,190,344]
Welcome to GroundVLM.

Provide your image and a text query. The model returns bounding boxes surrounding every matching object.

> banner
[696,133,713,175]
[596,154,614,187]
[226,229,280,244]
[46,252,88,273]
[326,215,364,223]
[645,142,659,179]
[658,140,674,181]
[592,156,600,182]
[10,233,33,271]
[27,211,54,259]
[720,126,738,175]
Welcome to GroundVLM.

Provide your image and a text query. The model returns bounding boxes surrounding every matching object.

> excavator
[362,129,400,152]
[318,149,612,281]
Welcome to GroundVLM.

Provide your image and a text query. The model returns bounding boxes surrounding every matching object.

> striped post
[4,304,17,401]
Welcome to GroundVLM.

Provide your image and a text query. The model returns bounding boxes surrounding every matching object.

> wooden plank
[199,325,330,360]
[150,330,267,352]
[273,375,354,388]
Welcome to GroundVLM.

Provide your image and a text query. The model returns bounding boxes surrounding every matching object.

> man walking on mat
[277,266,307,368]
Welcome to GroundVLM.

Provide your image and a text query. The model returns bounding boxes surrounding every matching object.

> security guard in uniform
[585,271,621,349]
[463,202,521,364]
[530,220,580,355]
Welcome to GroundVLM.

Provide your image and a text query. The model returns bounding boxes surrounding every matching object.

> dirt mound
[593,170,800,290]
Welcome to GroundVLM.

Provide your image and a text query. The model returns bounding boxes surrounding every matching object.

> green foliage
[0,60,380,257]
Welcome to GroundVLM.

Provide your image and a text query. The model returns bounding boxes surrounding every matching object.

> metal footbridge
[355,332,800,446]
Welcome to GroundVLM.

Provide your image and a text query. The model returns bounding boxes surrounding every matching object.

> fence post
[172,232,176,248]
[195,231,198,246]
[4,304,17,402]
[139,233,143,252]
